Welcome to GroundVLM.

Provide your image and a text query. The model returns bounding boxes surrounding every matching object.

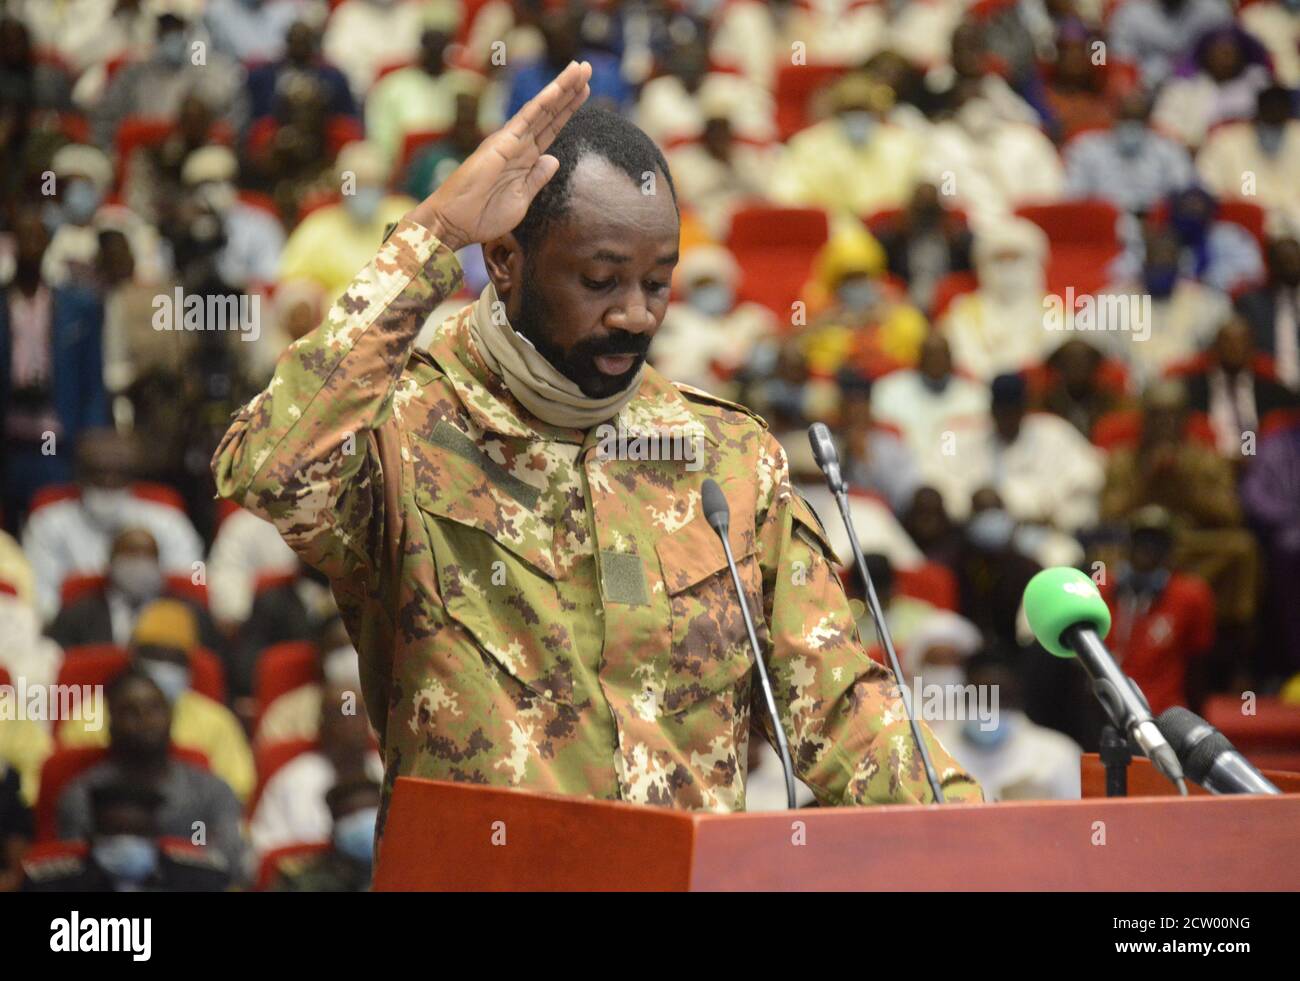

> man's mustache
[574,334,652,360]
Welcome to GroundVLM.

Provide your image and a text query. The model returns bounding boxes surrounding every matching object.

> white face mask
[110,556,163,604]
[81,487,132,529]
[981,256,1043,301]
[840,110,877,146]
[93,835,159,883]
[688,283,733,317]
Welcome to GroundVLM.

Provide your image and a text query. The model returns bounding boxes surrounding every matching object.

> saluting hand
[406,60,592,251]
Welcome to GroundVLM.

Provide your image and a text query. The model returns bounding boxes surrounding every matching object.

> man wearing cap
[57,599,255,803]
[179,145,285,291]
[771,74,921,216]
[214,63,980,828]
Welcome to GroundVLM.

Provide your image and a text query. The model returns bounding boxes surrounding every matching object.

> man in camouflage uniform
[213,63,981,828]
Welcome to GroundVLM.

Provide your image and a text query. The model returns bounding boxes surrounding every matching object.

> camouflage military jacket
[212,218,981,819]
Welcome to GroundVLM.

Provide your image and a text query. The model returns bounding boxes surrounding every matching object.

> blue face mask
[840,111,876,146]
[139,659,190,703]
[1143,264,1179,298]
[93,835,159,884]
[62,180,102,225]
[962,714,1013,749]
[345,186,383,225]
[689,283,733,317]
[837,279,880,312]
[157,32,189,67]
[1113,121,1146,156]
[967,508,1015,551]
[1256,124,1285,156]
[333,806,379,865]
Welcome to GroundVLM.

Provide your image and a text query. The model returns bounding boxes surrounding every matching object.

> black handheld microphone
[1157,707,1281,795]
[701,478,797,810]
[1023,567,1187,792]
[805,424,946,804]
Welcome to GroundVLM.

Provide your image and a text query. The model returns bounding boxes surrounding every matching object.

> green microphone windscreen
[1023,567,1112,659]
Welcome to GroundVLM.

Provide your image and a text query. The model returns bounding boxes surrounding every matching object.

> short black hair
[513,104,677,251]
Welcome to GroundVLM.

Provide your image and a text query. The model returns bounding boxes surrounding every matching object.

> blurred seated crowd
[3,0,1300,891]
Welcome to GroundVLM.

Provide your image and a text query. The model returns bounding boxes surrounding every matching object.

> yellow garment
[254,683,321,749]
[771,117,920,217]
[57,690,255,803]
[0,718,54,806]
[798,304,928,376]
[1280,673,1300,706]
[133,599,199,650]
[278,196,417,304]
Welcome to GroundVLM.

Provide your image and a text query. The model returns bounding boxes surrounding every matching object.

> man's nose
[605,299,656,334]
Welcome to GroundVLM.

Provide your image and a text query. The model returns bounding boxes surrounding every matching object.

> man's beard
[512,261,650,399]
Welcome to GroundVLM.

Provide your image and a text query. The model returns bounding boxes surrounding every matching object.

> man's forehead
[561,155,678,240]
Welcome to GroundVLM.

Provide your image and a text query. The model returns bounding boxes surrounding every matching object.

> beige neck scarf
[466,282,643,430]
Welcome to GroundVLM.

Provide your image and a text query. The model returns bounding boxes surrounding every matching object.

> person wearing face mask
[1064,91,1195,217]
[39,144,114,288]
[56,600,256,806]
[1,208,109,533]
[650,245,776,395]
[955,487,1043,650]
[269,777,380,891]
[47,527,227,658]
[179,145,284,292]
[277,140,415,303]
[771,74,922,217]
[873,182,974,314]
[1152,26,1273,149]
[940,217,1055,381]
[250,676,383,860]
[20,430,203,620]
[798,225,927,381]
[921,83,1064,227]
[1097,507,1216,716]
[52,669,247,880]
[939,372,1104,535]
[1093,226,1232,387]
[24,781,230,893]
[870,332,990,485]
[254,617,364,749]
[93,10,247,152]
[1198,85,1300,233]
[928,652,1083,802]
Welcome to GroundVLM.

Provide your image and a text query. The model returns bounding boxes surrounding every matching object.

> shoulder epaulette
[23,854,86,881]
[672,382,770,432]
[161,842,229,872]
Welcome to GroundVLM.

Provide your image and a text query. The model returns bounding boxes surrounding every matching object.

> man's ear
[483,234,523,303]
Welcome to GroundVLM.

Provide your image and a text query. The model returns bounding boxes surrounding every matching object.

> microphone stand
[1099,724,1131,797]
[807,425,946,803]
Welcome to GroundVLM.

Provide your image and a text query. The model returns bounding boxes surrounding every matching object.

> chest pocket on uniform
[410,428,578,706]
[654,505,765,715]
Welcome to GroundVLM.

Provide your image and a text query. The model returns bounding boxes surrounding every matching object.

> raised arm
[211,63,593,581]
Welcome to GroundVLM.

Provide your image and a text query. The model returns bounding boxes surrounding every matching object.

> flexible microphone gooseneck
[701,478,797,810]
[1023,567,1187,794]
[805,424,947,804]
[1157,707,1281,795]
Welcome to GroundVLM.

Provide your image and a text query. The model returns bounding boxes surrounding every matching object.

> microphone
[1156,707,1281,795]
[1023,567,1187,792]
[805,424,947,804]
[701,478,797,809]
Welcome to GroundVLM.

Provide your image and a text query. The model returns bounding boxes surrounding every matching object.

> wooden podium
[374,757,1300,891]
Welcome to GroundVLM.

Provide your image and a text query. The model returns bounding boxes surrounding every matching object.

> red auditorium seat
[35,745,210,841]
[896,562,959,612]
[249,737,320,814]
[929,270,979,320]
[57,572,209,610]
[1148,199,1269,259]
[254,642,320,728]
[58,645,228,706]
[773,62,849,141]
[726,205,829,318]
[255,842,332,891]
[1015,200,1123,297]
